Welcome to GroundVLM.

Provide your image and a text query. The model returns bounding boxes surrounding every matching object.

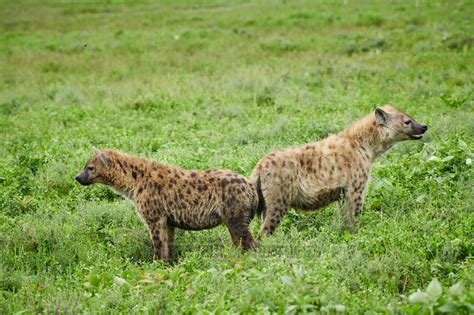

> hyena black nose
[421,124,428,132]
[75,175,80,182]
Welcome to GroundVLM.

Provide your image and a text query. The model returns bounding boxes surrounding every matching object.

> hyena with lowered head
[75,149,258,260]
[252,105,427,236]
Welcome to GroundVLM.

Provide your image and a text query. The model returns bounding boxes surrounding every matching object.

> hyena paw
[346,224,358,234]
[245,239,258,251]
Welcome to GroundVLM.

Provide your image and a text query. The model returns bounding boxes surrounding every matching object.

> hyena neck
[102,153,150,199]
[364,131,395,160]
[342,116,395,161]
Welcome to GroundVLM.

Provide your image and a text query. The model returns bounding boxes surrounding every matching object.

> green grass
[1,0,473,313]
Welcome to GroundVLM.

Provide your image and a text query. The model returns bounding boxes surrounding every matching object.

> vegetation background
[0,0,472,313]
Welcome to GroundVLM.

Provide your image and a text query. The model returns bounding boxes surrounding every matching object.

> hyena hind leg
[258,204,288,239]
[222,213,257,251]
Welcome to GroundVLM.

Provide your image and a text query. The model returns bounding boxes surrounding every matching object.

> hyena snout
[415,122,428,133]
[410,122,428,139]
[75,172,91,186]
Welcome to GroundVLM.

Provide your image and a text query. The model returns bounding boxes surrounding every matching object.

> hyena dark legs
[222,209,257,250]
[149,217,175,260]
[258,202,288,238]
[344,179,367,232]
[166,224,175,258]
[225,222,256,250]
[257,182,290,238]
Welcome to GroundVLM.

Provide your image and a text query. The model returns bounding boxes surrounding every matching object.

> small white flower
[466,158,472,165]
[416,195,425,203]
[428,156,439,161]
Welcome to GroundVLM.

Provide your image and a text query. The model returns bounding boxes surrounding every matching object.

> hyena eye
[87,166,95,171]
[404,120,412,125]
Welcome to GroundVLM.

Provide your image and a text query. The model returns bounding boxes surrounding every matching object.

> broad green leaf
[426,278,442,299]
[441,156,454,162]
[448,282,464,296]
[409,291,430,305]
[292,265,304,279]
[438,304,458,313]
[207,268,218,275]
[416,195,426,202]
[334,304,346,312]
[113,276,128,286]
[88,273,100,287]
[100,272,113,283]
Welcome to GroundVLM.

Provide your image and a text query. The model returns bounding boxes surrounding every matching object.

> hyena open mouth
[410,134,424,140]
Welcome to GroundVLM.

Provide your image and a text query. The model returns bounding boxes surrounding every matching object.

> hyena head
[75,148,112,186]
[375,105,428,142]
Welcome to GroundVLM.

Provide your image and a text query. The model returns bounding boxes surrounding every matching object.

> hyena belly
[291,163,345,211]
[292,187,343,210]
[167,212,222,230]
[165,194,223,230]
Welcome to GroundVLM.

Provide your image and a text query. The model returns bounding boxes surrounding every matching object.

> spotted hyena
[75,149,258,260]
[252,105,428,236]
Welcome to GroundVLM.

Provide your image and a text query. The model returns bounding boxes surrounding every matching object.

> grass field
[0,0,473,313]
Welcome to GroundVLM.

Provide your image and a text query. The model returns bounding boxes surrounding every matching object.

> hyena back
[76,149,258,260]
[252,105,427,236]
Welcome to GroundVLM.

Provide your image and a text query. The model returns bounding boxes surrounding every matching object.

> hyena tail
[255,176,266,219]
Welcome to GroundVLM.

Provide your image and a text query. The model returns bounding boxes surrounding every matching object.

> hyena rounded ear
[375,108,390,125]
[98,152,112,168]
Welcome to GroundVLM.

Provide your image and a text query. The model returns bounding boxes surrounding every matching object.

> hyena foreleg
[344,179,367,231]
[149,217,174,260]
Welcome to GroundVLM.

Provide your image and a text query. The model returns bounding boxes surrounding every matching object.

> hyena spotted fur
[75,149,258,260]
[252,105,428,236]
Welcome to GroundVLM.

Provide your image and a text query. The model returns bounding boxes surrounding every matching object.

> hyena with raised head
[252,105,427,236]
[75,149,258,260]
